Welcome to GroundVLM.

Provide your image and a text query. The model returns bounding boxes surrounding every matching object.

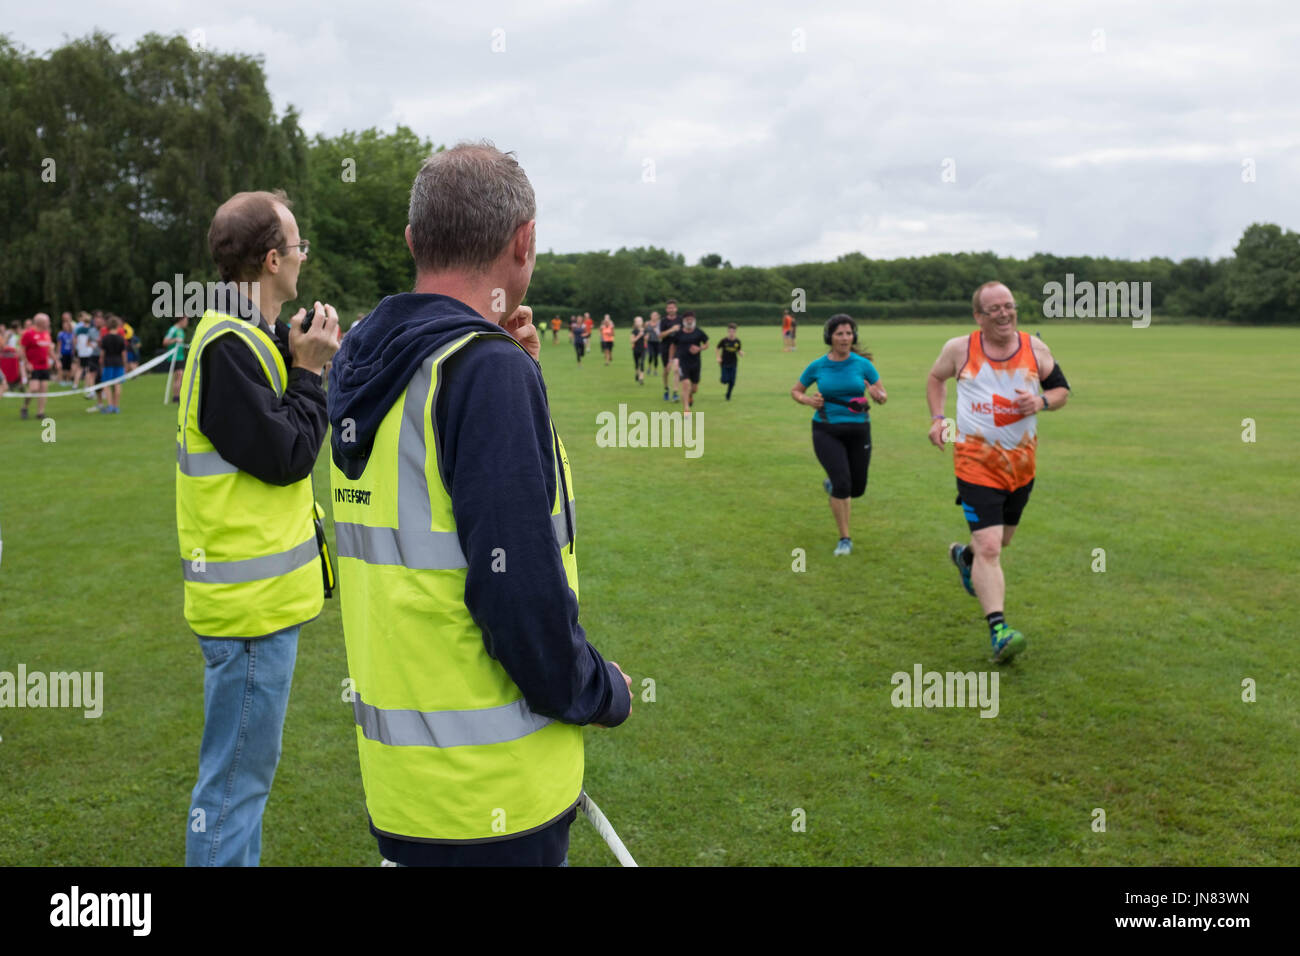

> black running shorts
[955,477,1035,532]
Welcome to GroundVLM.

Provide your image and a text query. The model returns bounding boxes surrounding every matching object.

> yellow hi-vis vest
[330,330,583,842]
[175,309,323,638]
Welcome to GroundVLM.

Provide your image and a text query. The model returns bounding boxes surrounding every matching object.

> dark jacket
[197,300,326,486]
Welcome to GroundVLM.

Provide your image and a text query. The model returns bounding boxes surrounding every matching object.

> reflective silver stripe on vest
[215,320,284,396]
[353,692,554,748]
[551,505,575,548]
[176,446,239,477]
[335,522,466,570]
[181,536,317,583]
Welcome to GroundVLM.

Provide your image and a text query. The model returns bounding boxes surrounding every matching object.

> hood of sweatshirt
[327,292,504,466]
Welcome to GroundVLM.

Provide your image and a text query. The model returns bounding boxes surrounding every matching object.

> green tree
[574,250,641,319]
[1226,223,1300,323]
[302,126,435,314]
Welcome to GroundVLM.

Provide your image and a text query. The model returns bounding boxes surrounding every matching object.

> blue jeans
[186,625,299,866]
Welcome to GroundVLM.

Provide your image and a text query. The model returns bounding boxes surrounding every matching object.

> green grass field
[2,321,1297,866]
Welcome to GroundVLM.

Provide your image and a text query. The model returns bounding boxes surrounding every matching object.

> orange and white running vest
[954,331,1041,491]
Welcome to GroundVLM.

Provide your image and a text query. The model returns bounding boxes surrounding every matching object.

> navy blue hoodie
[328,293,629,863]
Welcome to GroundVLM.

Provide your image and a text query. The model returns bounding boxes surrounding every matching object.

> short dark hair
[408,141,535,274]
[209,190,292,283]
[681,311,696,320]
[666,298,677,305]
[727,323,737,329]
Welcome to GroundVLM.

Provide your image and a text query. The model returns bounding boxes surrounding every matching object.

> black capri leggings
[634,347,646,372]
[812,420,871,498]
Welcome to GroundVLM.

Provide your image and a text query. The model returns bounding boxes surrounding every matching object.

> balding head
[209,190,293,283]
[972,282,1013,315]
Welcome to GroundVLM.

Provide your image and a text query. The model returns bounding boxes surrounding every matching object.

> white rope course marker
[579,791,638,867]
[0,350,176,399]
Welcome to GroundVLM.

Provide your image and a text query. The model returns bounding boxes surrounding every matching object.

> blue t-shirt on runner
[58,330,74,355]
[798,352,879,423]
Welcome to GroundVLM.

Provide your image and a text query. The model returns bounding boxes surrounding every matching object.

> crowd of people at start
[0,310,193,417]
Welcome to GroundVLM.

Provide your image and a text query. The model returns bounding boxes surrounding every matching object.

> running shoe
[833,538,852,556]
[990,623,1026,663]
[671,392,679,401]
[949,543,976,597]
[663,389,669,401]
[19,407,28,420]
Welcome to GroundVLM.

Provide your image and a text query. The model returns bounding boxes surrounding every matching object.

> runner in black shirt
[674,312,708,414]
[631,315,648,385]
[570,316,585,364]
[98,318,127,414]
[646,311,661,373]
[715,323,744,400]
[659,299,680,401]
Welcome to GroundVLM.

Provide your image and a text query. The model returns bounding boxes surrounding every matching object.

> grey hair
[408,140,535,273]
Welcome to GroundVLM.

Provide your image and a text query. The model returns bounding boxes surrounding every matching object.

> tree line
[1,31,1295,357]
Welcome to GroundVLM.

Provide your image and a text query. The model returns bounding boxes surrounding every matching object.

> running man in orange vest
[926,281,1072,662]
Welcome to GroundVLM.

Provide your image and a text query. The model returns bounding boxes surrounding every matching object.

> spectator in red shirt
[19,313,55,420]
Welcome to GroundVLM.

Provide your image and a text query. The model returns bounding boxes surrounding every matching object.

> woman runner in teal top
[790,315,888,555]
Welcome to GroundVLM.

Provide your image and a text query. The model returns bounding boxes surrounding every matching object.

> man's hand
[928,418,948,449]
[868,383,888,405]
[503,305,540,362]
[289,301,341,375]
[689,344,701,355]
[593,661,633,728]
[1013,388,1041,416]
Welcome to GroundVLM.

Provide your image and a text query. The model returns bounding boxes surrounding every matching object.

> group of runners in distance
[548,298,745,415]
[789,280,1071,664]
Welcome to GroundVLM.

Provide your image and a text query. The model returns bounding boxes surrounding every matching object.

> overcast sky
[10,0,1299,266]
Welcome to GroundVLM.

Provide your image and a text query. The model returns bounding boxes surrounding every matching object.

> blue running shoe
[833,538,852,556]
[949,543,976,597]
[990,623,1026,663]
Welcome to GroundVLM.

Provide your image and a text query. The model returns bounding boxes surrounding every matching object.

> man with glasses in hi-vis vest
[179,189,341,866]
[327,142,633,866]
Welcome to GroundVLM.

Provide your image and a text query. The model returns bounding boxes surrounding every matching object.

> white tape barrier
[579,791,639,867]
[1,350,177,399]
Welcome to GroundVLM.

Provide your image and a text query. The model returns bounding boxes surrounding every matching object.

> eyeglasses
[280,240,310,256]
[981,304,1017,316]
